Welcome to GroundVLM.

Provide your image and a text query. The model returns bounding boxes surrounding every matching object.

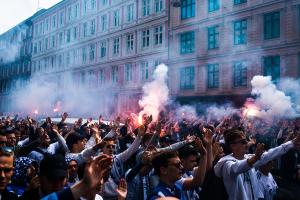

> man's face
[41,133,51,147]
[0,136,7,147]
[40,176,67,195]
[162,157,183,182]
[0,155,14,192]
[102,141,116,156]
[75,139,86,152]
[67,160,78,180]
[231,135,248,156]
[181,155,198,172]
[6,134,16,147]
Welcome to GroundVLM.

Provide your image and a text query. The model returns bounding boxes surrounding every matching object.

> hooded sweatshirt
[214,141,294,200]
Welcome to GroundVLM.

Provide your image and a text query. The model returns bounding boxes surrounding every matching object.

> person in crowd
[100,125,146,200]
[28,127,68,163]
[9,156,38,196]
[0,146,18,200]
[257,160,278,200]
[214,128,300,200]
[149,137,207,200]
[65,156,80,187]
[20,154,68,200]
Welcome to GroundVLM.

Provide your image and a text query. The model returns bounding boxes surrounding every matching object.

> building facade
[30,0,168,115]
[0,16,35,112]
[169,0,300,105]
[1,0,300,114]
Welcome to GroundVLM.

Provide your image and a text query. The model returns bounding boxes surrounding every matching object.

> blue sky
[0,0,61,34]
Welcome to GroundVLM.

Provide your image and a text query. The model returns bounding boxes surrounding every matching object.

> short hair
[178,145,199,159]
[102,137,115,146]
[224,128,245,146]
[152,151,178,176]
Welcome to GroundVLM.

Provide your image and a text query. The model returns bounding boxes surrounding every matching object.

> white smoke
[250,75,295,119]
[206,104,238,121]
[175,105,197,121]
[138,64,169,122]
[10,73,116,118]
[278,78,300,112]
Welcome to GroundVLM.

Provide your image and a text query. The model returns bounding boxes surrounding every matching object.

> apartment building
[30,0,168,115]
[169,0,300,105]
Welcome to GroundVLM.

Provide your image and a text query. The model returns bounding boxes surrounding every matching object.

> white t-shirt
[257,171,278,200]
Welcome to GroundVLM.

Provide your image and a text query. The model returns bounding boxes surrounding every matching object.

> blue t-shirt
[149,180,186,200]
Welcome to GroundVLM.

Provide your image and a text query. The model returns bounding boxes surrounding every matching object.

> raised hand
[82,154,113,189]
[203,128,213,146]
[194,137,207,155]
[138,125,146,137]
[185,135,196,143]
[254,143,265,160]
[116,178,128,200]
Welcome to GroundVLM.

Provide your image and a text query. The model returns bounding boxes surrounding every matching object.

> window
[82,47,87,64]
[45,38,48,50]
[91,0,96,10]
[90,44,95,61]
[73,27,78,41]
[207,64,219,88]
[83,22,88,38]
[263,56,280,81]
[112,66,118,83]
[126,34,134,52]
[90,19,96,35]
[101,0,107,7]
[234,19,247,45]
[155,0,163,13]
[45,19,49,32]
[59,12,64,26]
[33,43,37,54]
[58,54,63,67]
[113,38,120,55]
[66,29,71,43]
[68,7,72,21]
[234,0,246,5]
[74,4,79,18]
[208,26,219,49]
[142,29,150,48]
[233,61,247,87]
[98,69,105,85]
[264,11,280,40]
[83,0,88,15]
[59,32,63,46]
[51,35,55,48]
[140,61,149,81]
[154,26,163,45]
[113,10,120,27]
[101,14,107,31]
[208,0,219,12]
[181,0,195,19]
[180,31,195,54]
[125,63,133,81]
[100,40,107,58]
[38,41,42,52]
[143,0,151,16]
[66,52,70,66]
[127,4,134,23]
[180,66,195,89]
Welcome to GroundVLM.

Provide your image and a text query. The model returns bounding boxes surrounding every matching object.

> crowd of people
[0,111,299,200]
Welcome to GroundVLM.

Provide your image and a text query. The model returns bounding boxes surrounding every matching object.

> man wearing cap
[20,154,68,200]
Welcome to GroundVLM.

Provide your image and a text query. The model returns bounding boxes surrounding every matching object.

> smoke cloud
[250,75,296,120]
[138,64,169,122]
[206,103,238,121]
[10,73,116,118]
